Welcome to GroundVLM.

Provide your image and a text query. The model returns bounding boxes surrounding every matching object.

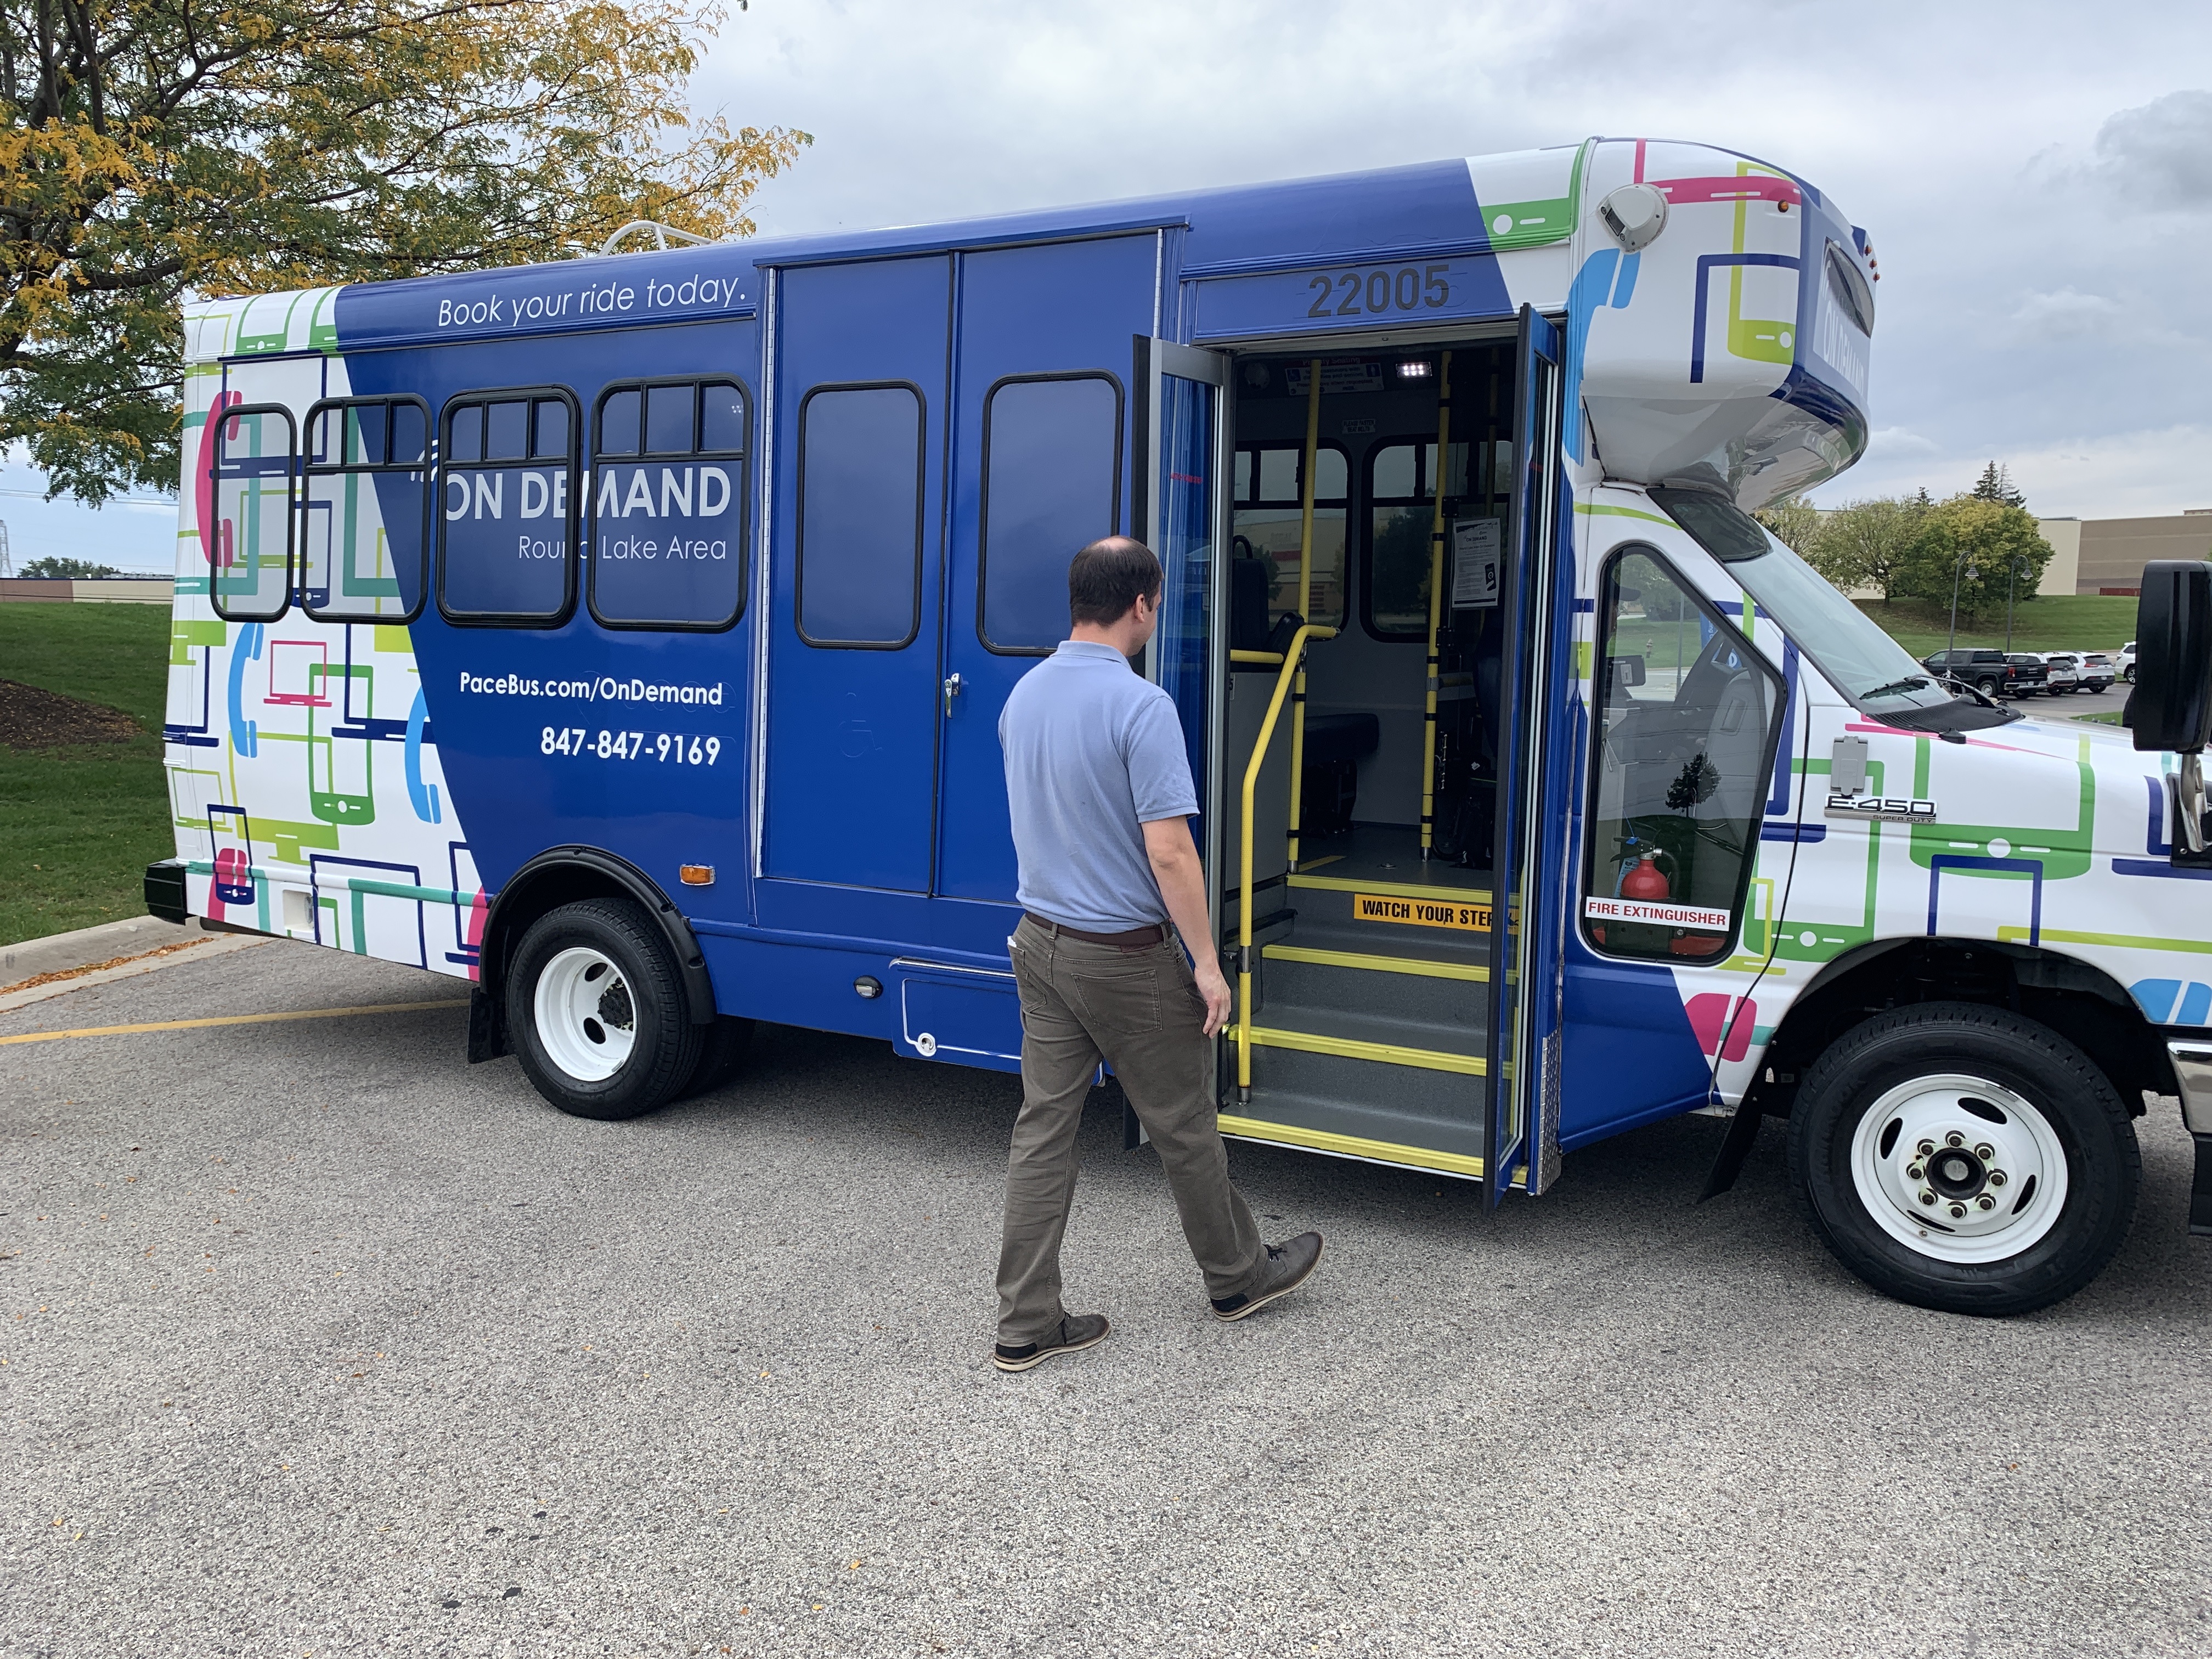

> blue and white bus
[149,137,2212,1316]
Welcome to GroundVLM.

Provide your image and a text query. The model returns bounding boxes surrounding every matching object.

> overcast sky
[11,0,2209,569]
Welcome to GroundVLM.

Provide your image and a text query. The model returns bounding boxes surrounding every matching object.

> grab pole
[1285,359,1322,873]
[1238,623,1336,1103]
[1419,351,1454,859]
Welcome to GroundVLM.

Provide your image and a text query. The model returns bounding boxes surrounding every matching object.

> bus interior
[1214,334,1521,1156]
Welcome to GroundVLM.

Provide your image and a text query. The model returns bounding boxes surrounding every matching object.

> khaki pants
[997,915,1264,1344]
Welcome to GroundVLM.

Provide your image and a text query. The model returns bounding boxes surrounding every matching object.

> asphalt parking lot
[3,941,2208,1658]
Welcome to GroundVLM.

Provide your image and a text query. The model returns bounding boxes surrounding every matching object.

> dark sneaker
[1211,1232,1324,1321]
[992,1312,1110,1373]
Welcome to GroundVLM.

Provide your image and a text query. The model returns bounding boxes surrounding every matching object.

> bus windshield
[1649,487,2018,733]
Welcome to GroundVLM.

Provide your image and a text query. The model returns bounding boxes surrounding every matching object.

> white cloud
[2094,89,2212,207]
[2007,286,2126,338]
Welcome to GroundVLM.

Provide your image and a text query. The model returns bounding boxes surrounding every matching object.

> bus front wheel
[507,898,703,1120]
[1786,1002,2139,1315]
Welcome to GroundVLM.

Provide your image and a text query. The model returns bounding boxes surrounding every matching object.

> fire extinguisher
[1621,852,1669,901]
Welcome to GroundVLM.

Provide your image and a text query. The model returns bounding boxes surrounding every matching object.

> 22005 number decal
[1309,263,1452,319]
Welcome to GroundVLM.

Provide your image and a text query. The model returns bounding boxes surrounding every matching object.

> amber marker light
[679,865,715,885]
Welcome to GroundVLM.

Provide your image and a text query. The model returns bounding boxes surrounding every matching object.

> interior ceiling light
[1397,360,1433,379]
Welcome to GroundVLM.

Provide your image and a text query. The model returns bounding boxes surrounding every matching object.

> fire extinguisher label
[1583,895,1733,931]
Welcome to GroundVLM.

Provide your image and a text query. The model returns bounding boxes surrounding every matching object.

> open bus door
[1484,306,1567,1209]
[1133,337,1232,926]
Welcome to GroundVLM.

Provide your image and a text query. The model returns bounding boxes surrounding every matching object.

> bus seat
[1472,611,1503,769]
[1300,712,1380,838]
[1231,547,1272,657]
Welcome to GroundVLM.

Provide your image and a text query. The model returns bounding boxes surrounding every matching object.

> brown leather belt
[1023,913,1166,949]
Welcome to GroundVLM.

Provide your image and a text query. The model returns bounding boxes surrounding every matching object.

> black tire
[1786,1002,2139,1316]
[1974,675,2000,697]
[677,1014,757,1101]
[506,898,703,1120]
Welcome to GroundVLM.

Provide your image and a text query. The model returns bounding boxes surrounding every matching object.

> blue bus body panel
[334,319,756,926]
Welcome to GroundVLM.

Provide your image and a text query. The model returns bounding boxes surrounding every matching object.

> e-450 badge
[1825,792,1937,824]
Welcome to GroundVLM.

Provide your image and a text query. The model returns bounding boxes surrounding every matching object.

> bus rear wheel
[1786,1002,2139,1316]
[507,898,702,1120]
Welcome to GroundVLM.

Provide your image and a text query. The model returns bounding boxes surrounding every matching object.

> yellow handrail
[1285,359,1323,873]
[1420,349,1454,859]
[1237,623,1337,1102]
[1228,648,1283,665]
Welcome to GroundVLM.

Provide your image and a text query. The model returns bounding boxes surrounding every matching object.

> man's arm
[1142,816,1231,1038]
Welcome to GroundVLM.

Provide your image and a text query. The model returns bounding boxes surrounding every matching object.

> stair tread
[1248,1000,1485,1058]
[1278,917,1492,964]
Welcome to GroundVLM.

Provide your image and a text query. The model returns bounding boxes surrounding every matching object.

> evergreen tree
[1971,462,2027,510]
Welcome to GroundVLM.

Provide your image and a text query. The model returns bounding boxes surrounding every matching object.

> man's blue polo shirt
[998,640,1199,932]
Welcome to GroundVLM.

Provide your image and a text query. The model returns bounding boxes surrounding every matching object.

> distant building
[2036,510,2212,596]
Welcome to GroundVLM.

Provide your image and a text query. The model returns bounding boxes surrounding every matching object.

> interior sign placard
[1451,517,1501,608]
[1583,895,1732,931]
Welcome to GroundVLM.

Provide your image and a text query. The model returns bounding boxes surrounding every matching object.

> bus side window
[1232,439,1347,631]
[795,382,925,649]
[1582,546,1782,962]
[589,377,749,631]
[977,373,1122,654]
[1363,437,1476,641]
[302,396,432,623]
[437,387,579,625]
[207,403,297,623]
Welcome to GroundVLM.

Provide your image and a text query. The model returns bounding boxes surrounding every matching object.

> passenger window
[1583,548,1782,962]
[796,383,924,648]
[979,374,1122,654]
[590,378,748,630]
[437,388,577,623]
[302,396,431,622]
[1233,441,1347,629]
[1364,437,1504,639]
[206,403,295,622]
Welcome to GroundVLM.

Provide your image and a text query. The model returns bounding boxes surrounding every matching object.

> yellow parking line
[0,999,469,1047]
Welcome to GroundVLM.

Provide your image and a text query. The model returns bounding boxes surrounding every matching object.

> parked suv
[2075,652,2115,693]
[1921,648,2048,697]
[2041,652,2081,693]
[2120,640,2137,681]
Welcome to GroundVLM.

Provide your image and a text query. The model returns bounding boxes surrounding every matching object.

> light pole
[2004,555,2030,652]
[1947,547,1970,657]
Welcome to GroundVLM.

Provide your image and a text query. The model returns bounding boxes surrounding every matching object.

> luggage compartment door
[761,256,951,893]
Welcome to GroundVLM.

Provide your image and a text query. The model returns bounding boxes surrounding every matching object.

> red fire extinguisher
[1622,853,1669,901]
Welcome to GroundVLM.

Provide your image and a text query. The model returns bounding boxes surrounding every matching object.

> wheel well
[1747,937,2174,1119]
[472,847,716,1060]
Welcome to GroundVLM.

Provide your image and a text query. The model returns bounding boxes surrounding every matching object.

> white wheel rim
[532,946,637,1082]
[1850,1073,2069,1264]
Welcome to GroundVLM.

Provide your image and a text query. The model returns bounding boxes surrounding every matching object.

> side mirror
[2129,561,2212,754]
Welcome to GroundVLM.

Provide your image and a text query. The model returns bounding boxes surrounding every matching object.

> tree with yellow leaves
[2,0,806,501]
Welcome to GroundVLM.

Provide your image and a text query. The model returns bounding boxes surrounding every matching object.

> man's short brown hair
[1068,537,1163,627]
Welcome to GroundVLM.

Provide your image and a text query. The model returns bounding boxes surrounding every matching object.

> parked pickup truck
[1921,647,2049,697]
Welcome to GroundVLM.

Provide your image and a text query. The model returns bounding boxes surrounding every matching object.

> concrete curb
[0,933,269,1016]
[1,916,210,985]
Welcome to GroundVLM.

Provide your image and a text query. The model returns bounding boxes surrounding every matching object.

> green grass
[0,601,176,949]
[1855,595,2140,661]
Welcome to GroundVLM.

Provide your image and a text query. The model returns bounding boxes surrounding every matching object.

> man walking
[992,536,1323,1373]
